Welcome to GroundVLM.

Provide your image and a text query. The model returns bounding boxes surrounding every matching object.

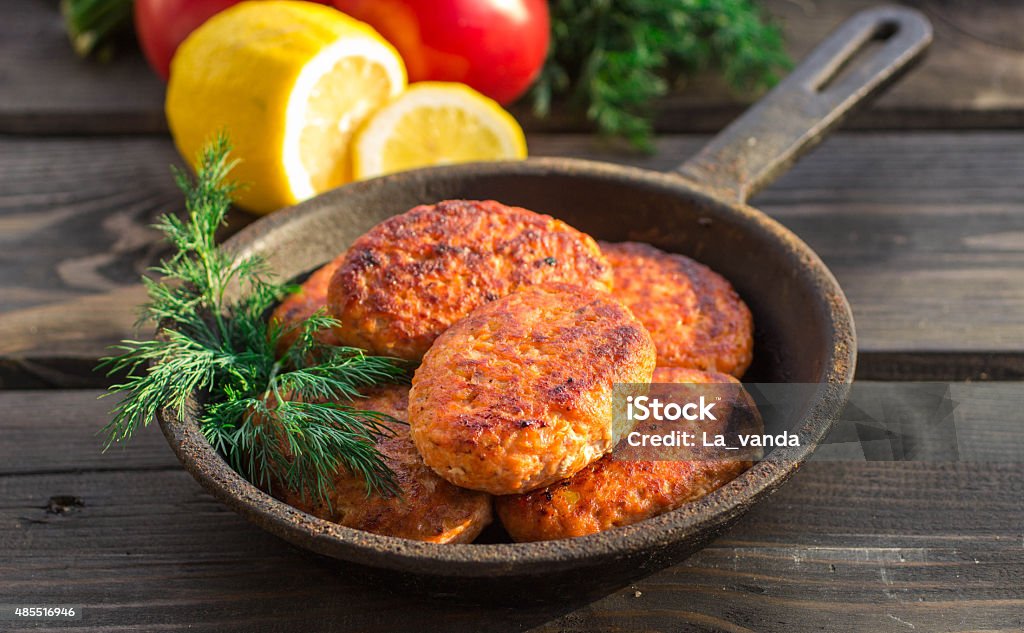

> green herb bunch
[101,136,407,501]
[60,0,134,61]
[532,0,791,149]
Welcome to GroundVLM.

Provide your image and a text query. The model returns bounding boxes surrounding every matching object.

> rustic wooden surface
[2,0,1023,630]
[3,0,1023,134]
[2,389,1021,633]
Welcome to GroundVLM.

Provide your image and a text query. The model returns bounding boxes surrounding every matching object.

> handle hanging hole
[815,20,901,93]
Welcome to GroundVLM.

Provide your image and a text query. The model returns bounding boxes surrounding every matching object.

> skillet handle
[674,6,932,204]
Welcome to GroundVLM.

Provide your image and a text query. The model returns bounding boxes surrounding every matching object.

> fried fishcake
[600,241,753,377]
[328,200,614,360]
[409,283,656,495]
[269,252,346,354]
[495,367,759,542]
[281,384,493,544]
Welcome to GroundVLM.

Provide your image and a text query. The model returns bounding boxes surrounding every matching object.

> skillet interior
[158,157,855,599]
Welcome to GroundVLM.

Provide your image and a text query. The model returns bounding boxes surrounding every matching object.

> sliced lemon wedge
[352,82,528,180]
[166,1,406,214]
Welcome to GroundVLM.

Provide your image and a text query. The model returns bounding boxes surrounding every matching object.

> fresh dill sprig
[99,135,407,501]
[532,0,791,150]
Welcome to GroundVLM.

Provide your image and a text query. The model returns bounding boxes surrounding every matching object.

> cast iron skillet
[158,7,931,601]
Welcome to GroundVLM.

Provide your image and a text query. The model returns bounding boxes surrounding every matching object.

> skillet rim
[157,156,856,577]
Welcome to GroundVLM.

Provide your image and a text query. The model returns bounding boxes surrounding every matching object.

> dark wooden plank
[1,132,1022,385]
[845,352,1024,382]
[0,390,174,475]
[0,137,178,386]
[1,389,1021,632]
[0,138,178,314]
[0,0,167,135]
[0,137,252,388]
[3,0,1023,134]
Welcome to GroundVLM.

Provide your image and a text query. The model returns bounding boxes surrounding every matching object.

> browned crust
[328,200,614,360]
[600,241,754,377]
[280,384,493,544]
[495,368,758,542]
[408,283,656,495]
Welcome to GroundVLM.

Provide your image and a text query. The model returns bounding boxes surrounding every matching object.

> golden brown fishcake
[281,384,493,544]
[600,241,754,377]
[328,199,614,360]
[409,283,656,496]
[269,252,346,355]
[495,367,759,542]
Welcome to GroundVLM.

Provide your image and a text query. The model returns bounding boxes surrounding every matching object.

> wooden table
[2,1,1022,630]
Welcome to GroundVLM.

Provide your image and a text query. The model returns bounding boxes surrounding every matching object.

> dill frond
[99,134,407,500]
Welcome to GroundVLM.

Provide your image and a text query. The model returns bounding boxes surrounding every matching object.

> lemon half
[352,82,528,180]
[166,1,406,214]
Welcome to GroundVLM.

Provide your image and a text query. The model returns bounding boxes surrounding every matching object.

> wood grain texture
[3,0,1023,135]
[1,133,1022,385]
[0,0,166,135]
[0,137,252,388]
[1,389,1021,632]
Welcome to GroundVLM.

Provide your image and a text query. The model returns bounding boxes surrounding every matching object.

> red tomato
[134,0,331,81]
[331,0,549,104]
[134,0,240,81]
